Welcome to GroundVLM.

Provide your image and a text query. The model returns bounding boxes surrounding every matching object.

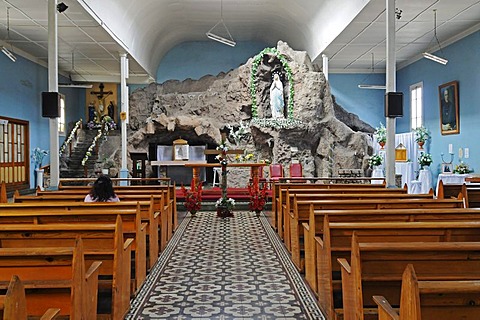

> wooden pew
[30,189,175,242]
[437,181,480,208]
[0,238,101,319]
[282,187,414,249]
[272,182,389,234]
[289,195,460,272]
[277,185,407,239]
[338,231,480,320]
[0,217,133,320]
[315,219,480,320]
[0,204,148,292]
[5,199,161,268]
[0,275,60,320]
[373,264,480,320]
[53,182,178,230]
[303,206,480,294]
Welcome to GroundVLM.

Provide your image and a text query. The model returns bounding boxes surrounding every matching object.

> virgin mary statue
[270,73,285,118]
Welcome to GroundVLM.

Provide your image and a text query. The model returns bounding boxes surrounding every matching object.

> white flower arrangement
[227,121,251,145]
[454,161,471,174]
[251,117,302,129]
[374,123,387,143]
[31,147,49,169]
[215,197,235,210]
[418,153,433,169]
[60,119,82,156]
[82,129,102,166]
[368,154,383,167]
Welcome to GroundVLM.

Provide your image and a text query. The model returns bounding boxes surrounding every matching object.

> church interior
[0,0,480,319]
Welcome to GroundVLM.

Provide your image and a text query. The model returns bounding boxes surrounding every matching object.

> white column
[119,53,129,186]
[322,54,329,80]
[385,0,396,188]
[48,0,59,189]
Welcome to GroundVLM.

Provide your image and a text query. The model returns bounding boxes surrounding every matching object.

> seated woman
[84,175,120,202]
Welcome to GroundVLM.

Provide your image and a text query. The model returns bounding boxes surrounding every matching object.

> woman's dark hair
[89,175,116,202]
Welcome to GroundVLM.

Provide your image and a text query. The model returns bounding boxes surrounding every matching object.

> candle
[448,144,453,154]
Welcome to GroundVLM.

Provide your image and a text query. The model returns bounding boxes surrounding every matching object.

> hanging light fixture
[206,0,236,47]
[1,7,16,62]
[358,53,385,90]
[422,9,448,65]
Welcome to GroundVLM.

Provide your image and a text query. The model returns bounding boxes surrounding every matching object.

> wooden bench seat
[338,232,480,320]
[315,220,480,320]
[373,264,480,320]
[0,217,133,320]
[289,196,461,272]
[303,207,480,294]
[272,182,389,232]
[0,204,148,291]
[0,275,60,320]
[3,200,161,267]
[0,238,101,319]
[437,181,480,208]
[277,186,407,239]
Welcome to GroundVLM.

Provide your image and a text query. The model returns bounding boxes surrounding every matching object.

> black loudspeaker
[385,92,403,118]
[42,92,61,118]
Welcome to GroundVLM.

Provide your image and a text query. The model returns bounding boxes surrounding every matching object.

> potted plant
[368,154,383,168]
[418,153,433,169]
[374,123,387,149]
[181,179,203,216]
[413,126,430,149]
[248,180,268,216]
[31,147,49,189]
[453,162,471,174]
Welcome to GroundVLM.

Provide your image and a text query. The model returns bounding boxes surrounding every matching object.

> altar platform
[176,186,273,202]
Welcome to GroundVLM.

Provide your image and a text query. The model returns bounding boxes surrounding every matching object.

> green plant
[418,153,433,169]
[368,154,383,167]
[414,126,431,143]
[454,162,471,174]
[374,123,387,143]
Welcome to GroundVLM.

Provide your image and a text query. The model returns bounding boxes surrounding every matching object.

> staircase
[60,129,100,178]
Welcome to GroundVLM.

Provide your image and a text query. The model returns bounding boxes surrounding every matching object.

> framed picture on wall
[441,163,454,174]
[439,81,459,135]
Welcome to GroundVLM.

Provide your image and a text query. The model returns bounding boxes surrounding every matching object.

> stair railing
[59,119,83,157]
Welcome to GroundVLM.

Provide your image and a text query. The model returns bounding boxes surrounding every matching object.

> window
[58,95,65,135]
[410,82,423,129]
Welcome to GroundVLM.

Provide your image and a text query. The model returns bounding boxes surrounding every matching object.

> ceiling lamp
[1,7,16,62]
[58,52,92,88]
[422,9,448,65]
[206,0,236,47]
[358,53,385,90]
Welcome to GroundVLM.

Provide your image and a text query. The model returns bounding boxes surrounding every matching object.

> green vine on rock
[250,47,295,119]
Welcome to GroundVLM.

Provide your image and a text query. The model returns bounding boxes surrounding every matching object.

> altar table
[435,173,471,195]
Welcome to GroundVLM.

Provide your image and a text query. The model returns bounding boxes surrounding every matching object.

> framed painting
[441,163,454,174]
[439,81,459,135]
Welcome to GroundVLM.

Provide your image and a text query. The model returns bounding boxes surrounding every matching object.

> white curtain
[373,131,420,176]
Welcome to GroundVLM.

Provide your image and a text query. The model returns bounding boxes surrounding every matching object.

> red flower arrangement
[181,179,203,215]
[248,181,268,215]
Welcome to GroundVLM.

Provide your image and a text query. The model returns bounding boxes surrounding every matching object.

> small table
[418,169,432,194]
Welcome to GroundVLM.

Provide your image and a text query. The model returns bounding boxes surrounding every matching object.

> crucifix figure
[90,83,113,116]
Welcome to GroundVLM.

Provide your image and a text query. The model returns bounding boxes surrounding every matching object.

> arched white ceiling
[79,0,369,76]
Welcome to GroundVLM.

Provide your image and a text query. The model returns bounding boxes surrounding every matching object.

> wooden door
[0,116,29,191]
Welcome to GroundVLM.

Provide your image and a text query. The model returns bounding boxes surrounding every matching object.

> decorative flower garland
[250,47,295,119]
[82,129,102,166]
[60,119,82,156]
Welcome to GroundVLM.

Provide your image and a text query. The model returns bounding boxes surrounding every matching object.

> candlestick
[448,144,453,154]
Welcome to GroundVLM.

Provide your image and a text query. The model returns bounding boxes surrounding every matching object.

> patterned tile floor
[127,211,325,319]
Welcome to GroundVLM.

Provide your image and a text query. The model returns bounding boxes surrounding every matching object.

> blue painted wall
[328,73,386,127]
[156,41,268,83]
[397,30,480,183]
[0,54,85,188]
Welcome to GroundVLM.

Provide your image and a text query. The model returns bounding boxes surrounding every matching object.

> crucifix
[90,83,113,115]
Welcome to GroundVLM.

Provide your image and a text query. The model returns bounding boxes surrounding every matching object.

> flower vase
[217,205,233,218]
[255,209,262,217]
[379,141,385,149]
[35,168,44,190]
[417,141,424,149]
[190,210,197,217]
